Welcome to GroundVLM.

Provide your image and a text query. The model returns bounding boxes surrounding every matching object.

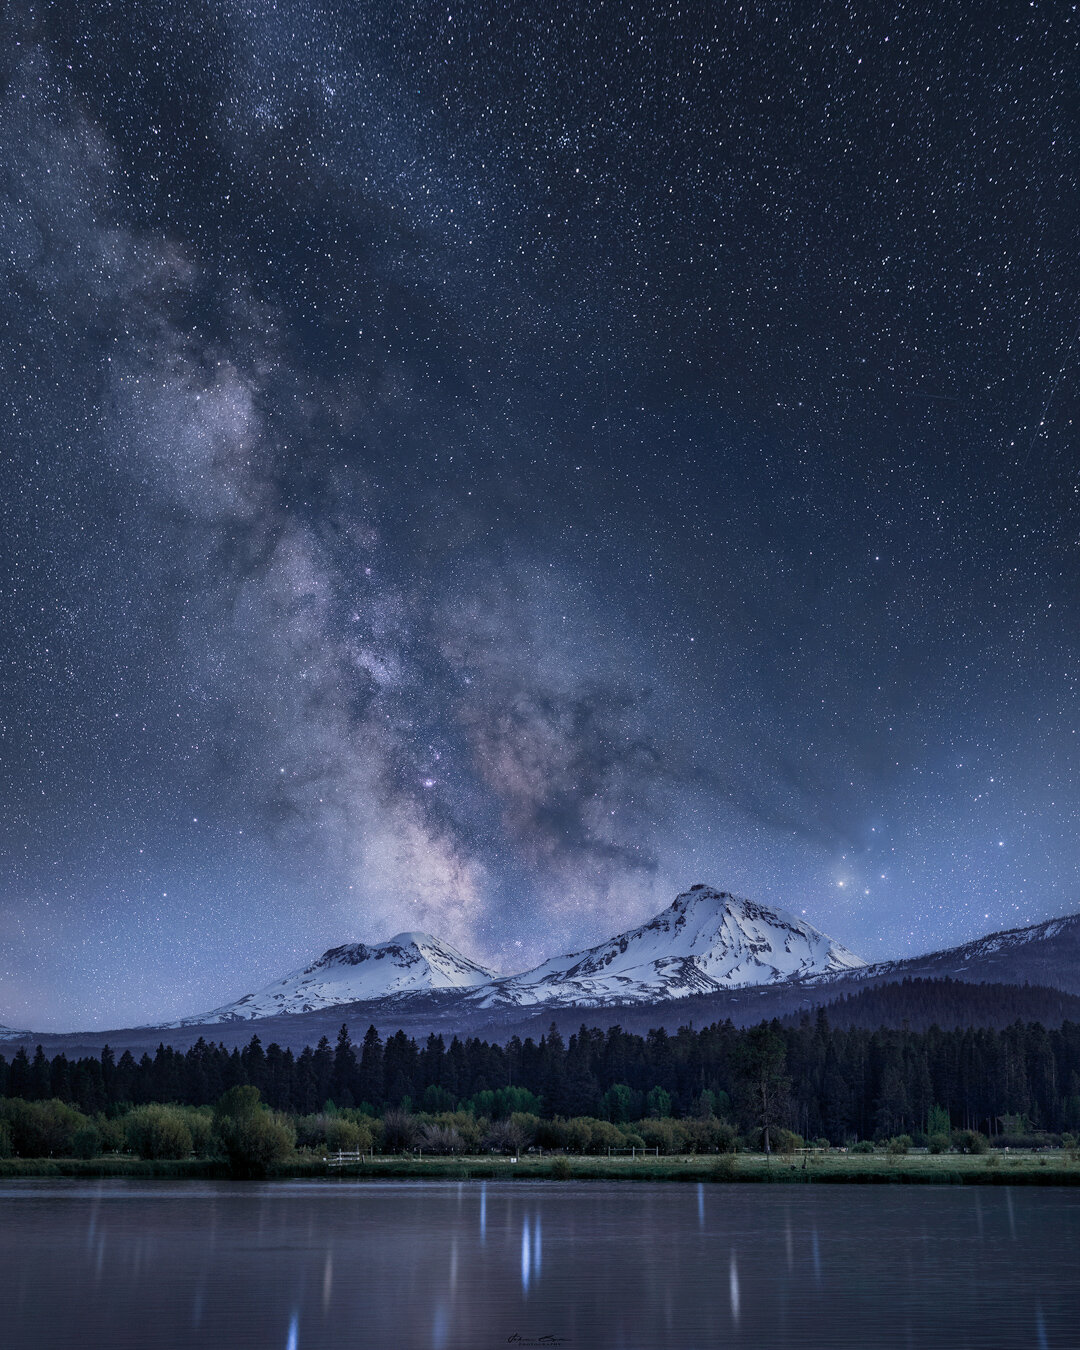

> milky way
[0,3,1076,1029]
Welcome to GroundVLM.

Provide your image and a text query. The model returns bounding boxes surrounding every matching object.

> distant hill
[850,913,1080,997]
[783,977,1080,1032]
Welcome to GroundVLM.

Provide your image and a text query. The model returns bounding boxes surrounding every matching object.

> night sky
[1,4,1077,1031]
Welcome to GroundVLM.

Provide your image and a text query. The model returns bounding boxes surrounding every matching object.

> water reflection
[321,1251,332,1310]
[432,1301,449,1350]
[1036,1303,1048,1350]
[729,1250,740,1323]
[1,1181,1077,1350]
[521,1215,531,1292]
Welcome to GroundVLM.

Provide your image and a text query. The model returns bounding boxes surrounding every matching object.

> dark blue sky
[1,2,1077,1029]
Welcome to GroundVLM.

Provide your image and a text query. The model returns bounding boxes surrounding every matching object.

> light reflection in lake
[520,1212,531,1291]
[1,1179,1078,1350]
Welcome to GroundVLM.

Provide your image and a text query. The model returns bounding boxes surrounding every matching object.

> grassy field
[2,1150,1079,1184]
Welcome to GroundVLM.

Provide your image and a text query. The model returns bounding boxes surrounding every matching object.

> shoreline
[2,1152,1079,1186]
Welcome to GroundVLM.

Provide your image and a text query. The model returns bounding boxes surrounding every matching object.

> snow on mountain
[171,933,500,1025]
[165,885,867,1027]
[472,884,867,1008]
[850,912,1080,996]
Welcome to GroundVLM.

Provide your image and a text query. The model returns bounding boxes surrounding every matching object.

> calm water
[2,1180,1077,1349]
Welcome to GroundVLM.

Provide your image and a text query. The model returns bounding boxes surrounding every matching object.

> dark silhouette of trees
[736,1023,790,1151]
[5,1005,1080,1142]
[332,1025,358,1106]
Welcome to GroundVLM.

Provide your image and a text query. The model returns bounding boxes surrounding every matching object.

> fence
[326,1150,373,1166]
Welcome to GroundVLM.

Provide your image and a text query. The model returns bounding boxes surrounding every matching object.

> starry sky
[1,2,1077,1031]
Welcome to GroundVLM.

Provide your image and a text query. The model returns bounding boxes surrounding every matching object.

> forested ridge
[794,977,1080,1033]
[4,1005,1080,1143]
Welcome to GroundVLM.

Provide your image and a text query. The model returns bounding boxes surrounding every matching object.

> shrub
[850,1140,875,1154]
[325,1118,367,1153]
[96,1115,126,1153]
[483,1119,523,1154]
[773,1129,803,1157]
[564,1118,594,1154]
[681,1118,738,1154]
[928,1133,950,1154]
[953,1130,990,1155]
[550,1156,572,1179]
[1,1099,89,1157]
[887,1135,913,1156]
[72,1124,102,1159]
[125,1105,193,1160]
[430,1111,482,1152]
[586,1120,626,1154]
[0,1118,11,1158]
[218,1112,295,1176]
[381,1110,419,1153]
[184,1108,216,1157]
[639,1119,679,1154]
[508,1112,540,1151]
[213,1085,262,1125]
[418,1124,463,1154]
[534,1118,570,1152]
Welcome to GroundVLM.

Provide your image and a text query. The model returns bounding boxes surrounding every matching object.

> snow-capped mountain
[471,884,867,1008]
[169,885,867,1026]
[170,933,500,1025]
[851,912,1080,996]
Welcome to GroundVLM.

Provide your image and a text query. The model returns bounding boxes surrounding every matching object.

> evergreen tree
[332,1025,358,1107]
[358,1026,384,1109]
[29,1046,52,1100]
[736,1023,790,1152]
[312,1036,334,1108]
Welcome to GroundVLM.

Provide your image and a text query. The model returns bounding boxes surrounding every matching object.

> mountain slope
[852,912,1080,996]
[472,884,867,1008]
[170,932,500,1025]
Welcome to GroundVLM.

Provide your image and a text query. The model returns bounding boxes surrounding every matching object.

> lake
[2,1179,1077,1349]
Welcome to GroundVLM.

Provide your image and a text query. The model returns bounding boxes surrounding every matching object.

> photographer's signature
[506,1336,569,1346]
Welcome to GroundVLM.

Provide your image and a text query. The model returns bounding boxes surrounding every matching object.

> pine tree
[332,1025,358,1107]
[736,1023,790,1152]
[312,1036,334,1108]
[358,1026,384,1110]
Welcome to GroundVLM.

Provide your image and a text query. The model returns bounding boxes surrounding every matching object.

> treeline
[801,978,1080,1033]
[3,1012,1080,1142]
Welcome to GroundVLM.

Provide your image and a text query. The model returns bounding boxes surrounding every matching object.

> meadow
[3,1148,1079,1185]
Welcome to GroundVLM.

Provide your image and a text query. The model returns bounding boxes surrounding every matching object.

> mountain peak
[474,884,867,1009]
[172,929,499,1025]
[170,884,868,1026]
